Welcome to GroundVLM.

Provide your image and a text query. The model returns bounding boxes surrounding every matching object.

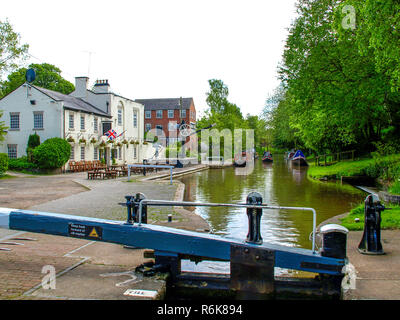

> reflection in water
[179,155,365,250]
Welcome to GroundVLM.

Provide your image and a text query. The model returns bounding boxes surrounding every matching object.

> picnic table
[87,166,117,180]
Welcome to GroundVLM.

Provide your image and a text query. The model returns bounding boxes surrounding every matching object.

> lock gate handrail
[137,199,317,253]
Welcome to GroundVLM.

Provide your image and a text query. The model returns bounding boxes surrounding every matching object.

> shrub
[26,133,41,162]
[27,133,41,149]
[0,153,8,176]
[33,137,71,169]
[8,156,37,170]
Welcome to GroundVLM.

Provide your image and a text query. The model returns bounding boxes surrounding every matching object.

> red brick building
[135,97,196,146]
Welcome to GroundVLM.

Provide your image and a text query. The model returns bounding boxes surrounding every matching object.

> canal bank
[318,213,400,300]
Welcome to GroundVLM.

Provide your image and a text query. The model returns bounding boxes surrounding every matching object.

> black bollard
[245,192,263,245]
[132,193,147,224]
[124,195,134,224]
[358,194,385,255]
[320,224,349,259]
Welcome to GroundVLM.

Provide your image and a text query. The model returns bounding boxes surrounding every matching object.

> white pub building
[0,77,146,169]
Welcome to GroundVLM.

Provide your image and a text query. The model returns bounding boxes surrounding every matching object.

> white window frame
[69,113,74,130]
[9,113,20,130]
[70,146,75,160]
[80,115,85,130]
[145,123,152,132]
[168,110,174,119]
[180,109,186,118]
[80,146,85,160]
[94,147,98,160]
[33,111,44,130]
[118,108,123,126]
[7,144,17,159]
[133,111,138,128]
[156,110,163,119]
[145,110,151,119]
[94,117,98,133]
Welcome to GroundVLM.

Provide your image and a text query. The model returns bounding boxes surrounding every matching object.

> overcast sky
[1,0,298,117]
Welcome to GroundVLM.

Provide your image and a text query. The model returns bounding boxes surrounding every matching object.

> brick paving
[0,169,209,300]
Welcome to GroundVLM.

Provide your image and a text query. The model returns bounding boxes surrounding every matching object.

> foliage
[265,0,400,155]
[0,153,8,175]
[307,154,400,180]
[340,203,400,230]
[26,133,41,162]
[0,63,75,98]
[33,137,71,169]
[27,133,41,149]
[0,110,8,143]
[8,156,37,171]
[0,19,29,81]
[197,79,269,155]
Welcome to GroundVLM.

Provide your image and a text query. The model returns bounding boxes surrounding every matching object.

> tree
[0,19,29,81]
[0,63,75,98]
[0,110,7,144]
[275,0,396,154]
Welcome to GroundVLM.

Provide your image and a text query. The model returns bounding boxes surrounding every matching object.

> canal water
[178,155,366,274]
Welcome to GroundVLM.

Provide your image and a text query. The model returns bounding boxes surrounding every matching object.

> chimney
[73,77,89,98]
[93,79,110,94]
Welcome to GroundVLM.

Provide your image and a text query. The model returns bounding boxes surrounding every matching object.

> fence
[315,150,355,166]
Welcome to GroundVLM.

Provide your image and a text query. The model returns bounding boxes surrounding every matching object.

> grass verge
[340,203,400,231]
[307,154,400,181]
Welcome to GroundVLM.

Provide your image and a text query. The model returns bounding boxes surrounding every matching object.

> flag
[105,129,118,141]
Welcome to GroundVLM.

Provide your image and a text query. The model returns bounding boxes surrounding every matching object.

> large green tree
[0,63,75,98]
[0,19,29,81]
[272,0,398,154]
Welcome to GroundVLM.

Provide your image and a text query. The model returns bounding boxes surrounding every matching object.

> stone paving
[0,169,210,300]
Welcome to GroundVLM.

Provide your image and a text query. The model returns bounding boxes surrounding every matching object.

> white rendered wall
[0,84,63,157]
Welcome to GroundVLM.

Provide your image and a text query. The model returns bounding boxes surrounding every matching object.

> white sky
[1,0,298,118]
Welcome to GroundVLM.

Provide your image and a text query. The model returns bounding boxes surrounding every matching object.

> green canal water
[179,155,366,251]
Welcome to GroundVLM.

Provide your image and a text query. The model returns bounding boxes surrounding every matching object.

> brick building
[135,97,196,146]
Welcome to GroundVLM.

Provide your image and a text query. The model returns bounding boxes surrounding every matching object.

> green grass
[307,154,400,180]
[0,174,17,180]
[389,180,400,195]
[340,203,400,231]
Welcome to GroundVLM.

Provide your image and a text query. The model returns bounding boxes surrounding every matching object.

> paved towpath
[319,214,400,300]
[0,169,209,300]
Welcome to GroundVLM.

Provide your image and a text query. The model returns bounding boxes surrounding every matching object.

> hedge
[0,153,8,176]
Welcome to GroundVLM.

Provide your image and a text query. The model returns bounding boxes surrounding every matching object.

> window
[118,108,123,126]
[145,110,151,119]
[33,112,43,129]
[168,122,177,131]
[133,111,138,128]
[145,123,152,132]
[118,147,122,160]
[94,147,98,160]
[69,114,74,130]
[180,109,186,118]
[80,115,85,130]
[80,146,85,160]
[168,110,174,118]
[7,144,17,159]
[94,118,98,133]
[9,113,20,130]
[156,125,163,132]
[102,121,112,135]
[156,110,163,119]
[133,145,137,159]
[70,146,75,160]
